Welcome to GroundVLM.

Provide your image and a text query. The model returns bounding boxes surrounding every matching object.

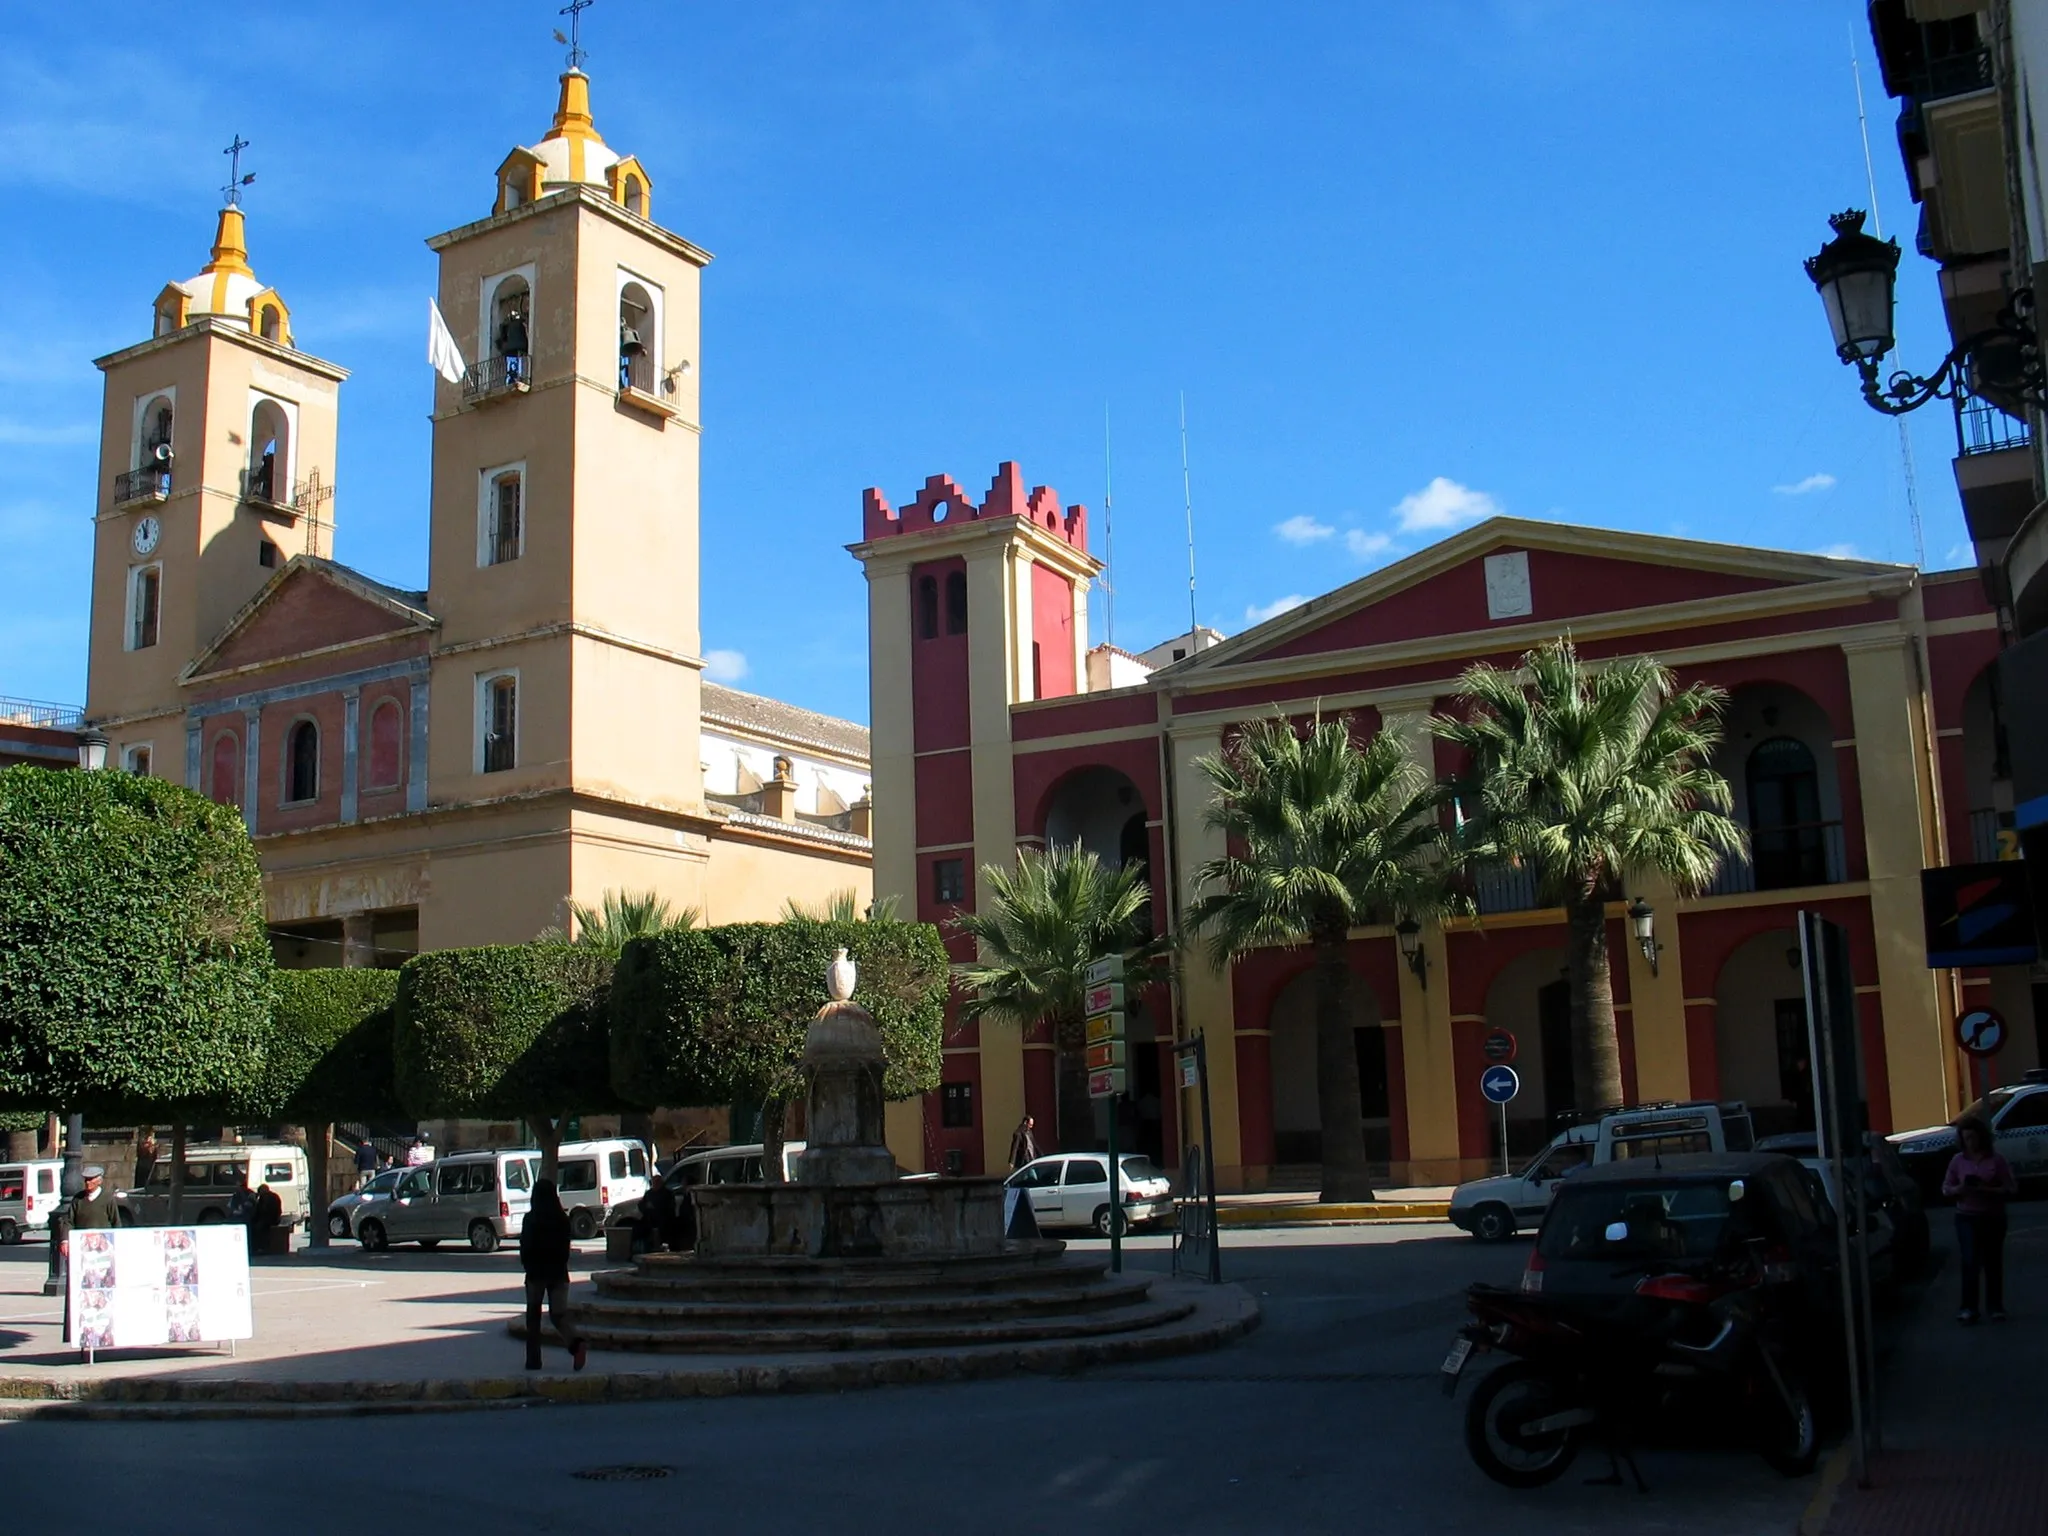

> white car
[1889,1073,2048,1196]
[1004,1153,1173,1236]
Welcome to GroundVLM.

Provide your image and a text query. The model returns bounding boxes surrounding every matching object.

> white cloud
[1812,543,1860,560]
[703,649,749,682]
[1773,473,1837,496]
[1945,543,1976,567]
[1391,476,1501,532]
[1245,594,1307,624]
[1346,529,1392,559]
[1273,514,1334,545]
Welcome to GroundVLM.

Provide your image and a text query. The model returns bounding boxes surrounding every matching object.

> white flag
[426,298,466,384]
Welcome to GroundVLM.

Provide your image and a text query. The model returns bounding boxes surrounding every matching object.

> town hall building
[81,66,872,967]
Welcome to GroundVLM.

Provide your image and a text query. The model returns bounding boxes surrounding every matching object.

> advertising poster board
[66,1225,254,1356]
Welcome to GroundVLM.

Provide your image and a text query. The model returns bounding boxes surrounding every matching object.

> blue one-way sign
[1480,1065,1520,1105]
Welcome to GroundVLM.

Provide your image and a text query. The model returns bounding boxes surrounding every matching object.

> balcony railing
[114,466,170,505]
[0,696,83,729]
[463,352,532,402]
[1956,380,2031,456]
[244,467,334,519]
[1970,807,2017,863]
[1473,863,1540,915]
[1705,821,1849,897]
[1907,45,1994,105]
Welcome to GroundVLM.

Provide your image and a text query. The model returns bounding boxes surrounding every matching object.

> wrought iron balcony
[463,352,532,403]
[114,466,170,505]
[1473,863,1540,915]
[1955,380,2031,456]
[244,467,334,519]
[1705,821,1848,897]
[1907,44,1993,105]
[0,696,83,729]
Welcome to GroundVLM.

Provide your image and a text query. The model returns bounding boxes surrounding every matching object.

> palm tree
[555,889,698,955]
[952,844,1158,1153]
[1430,636,1745,1114]
[1187,715,1461,1203]
[780,889,902,923]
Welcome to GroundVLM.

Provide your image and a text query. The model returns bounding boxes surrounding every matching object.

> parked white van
[0,1160,64,1243]
[117,1144,312,1230]
[553,1139,651,1240]
[353,1148,540,1253]
[1449,1101,1755,1241]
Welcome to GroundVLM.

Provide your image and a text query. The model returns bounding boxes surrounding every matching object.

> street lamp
[76,729,108,771]
[1804,208,2044,414]
[1394,917,1427,989]
[1627,897,1660,977]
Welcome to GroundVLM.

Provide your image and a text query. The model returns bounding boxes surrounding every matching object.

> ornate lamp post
[1627,897,1661,977]
[1805,209,2044,414]
[75,729,108,771]
[1394,917,1428,988]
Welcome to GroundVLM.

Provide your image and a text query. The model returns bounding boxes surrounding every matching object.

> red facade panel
[913,748,974,849]
[1012,689,1157,740]
[1030,562,1076,701]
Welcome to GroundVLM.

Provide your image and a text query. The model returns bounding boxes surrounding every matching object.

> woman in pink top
[1941,1116,2017,1323]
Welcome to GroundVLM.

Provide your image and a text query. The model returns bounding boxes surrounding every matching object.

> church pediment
[183,556,434,683]
[1196,519,1911,673]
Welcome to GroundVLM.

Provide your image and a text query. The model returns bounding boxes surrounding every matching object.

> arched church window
[258,304,282,342]
[249,399,290,504]
[944,571,968,635]
[285,719,320,804]
[488,470,523,565]
[1747,736,1825,889]
[622,174,645,217]
[619,281,654,392]
[210,731,241,807]
[492,276,531,385]
[916,577,938,640]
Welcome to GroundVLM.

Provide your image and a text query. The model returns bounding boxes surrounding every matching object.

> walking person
[1008,1114,1038,1172]
[1943,1115,2017,1324]
[354,1138,380,1189]
[520,1179,587,1371]
[133,1129,159,1190]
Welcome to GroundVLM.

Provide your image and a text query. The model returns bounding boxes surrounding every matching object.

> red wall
[1030,563,1076,700]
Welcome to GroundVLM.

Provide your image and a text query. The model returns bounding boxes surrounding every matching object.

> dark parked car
[1519,1153,1848,1390]
[1754,1131,1930,1278]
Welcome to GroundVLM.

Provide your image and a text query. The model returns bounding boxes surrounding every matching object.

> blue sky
[0,2,1969,724]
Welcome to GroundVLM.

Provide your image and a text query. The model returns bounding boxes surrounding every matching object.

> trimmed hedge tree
[264,967,403,1245]
[0,766,272,1119]
[395,942,615,1174]
[610,919,947,1109]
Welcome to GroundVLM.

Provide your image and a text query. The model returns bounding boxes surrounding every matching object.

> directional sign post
[1082,954,1127,1272]
[1480,1065,1520,1176]
[1957,1006,2006,1058]
[1482,1029,1518,1066]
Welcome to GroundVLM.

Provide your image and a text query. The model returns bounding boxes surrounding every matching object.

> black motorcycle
[1441,1255,1818,1488]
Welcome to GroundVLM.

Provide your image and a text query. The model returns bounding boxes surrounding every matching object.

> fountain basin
[693,1176,1007,1260]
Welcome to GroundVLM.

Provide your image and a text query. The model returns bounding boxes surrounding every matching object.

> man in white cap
[59,1165,117,1268]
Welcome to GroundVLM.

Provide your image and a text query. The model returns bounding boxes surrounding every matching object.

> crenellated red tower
[849,462,1100,1174]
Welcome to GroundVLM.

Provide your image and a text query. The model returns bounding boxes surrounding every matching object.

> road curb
[0,1281,1258,1421]
[1797,1442,1853,1536]
[1216,1201,1450,1226]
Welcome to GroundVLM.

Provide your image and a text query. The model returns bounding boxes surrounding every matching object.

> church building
[82,66,872,967]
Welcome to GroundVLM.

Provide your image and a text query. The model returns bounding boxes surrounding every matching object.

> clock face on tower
[131,516,161,557]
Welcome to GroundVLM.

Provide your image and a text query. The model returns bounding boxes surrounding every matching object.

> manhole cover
[572,1465,676,1482]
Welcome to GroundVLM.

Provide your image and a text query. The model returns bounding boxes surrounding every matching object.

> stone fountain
[527,952,1249,1361]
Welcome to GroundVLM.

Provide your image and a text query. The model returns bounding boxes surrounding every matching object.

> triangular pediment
[1185,518,1912,674]
[183,557,434,682]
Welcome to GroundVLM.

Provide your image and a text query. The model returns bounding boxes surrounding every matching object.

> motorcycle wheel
[1463,1362,1583,1488]
[1756,1372,1819,1477]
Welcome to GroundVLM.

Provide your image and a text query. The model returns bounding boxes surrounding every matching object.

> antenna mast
[1179,392,1199,648]
[1852,28,1927,567]
[1102,403,1116,649]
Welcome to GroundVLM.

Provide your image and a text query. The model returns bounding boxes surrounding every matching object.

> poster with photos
[66,1225,253,1351]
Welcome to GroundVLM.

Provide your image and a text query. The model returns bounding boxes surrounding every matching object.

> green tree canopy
[395,942,615,1169]
[1430,636,1744,1112]
[1186,715,1460,1201]
[610,918,946,1109]
[263,967,403,1123]
[951,844,1161,1154]
[0,766,273,1119]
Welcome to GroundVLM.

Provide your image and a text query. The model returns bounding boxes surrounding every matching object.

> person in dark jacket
[519,1179,587,1371]
[635,1172,677,1255]
[250,1180,283,1256]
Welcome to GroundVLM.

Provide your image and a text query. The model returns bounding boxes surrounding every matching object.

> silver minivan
[353,1149,538,1253]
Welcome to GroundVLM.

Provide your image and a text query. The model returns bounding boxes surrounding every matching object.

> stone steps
[595,1248,1106,1304]
[573,1272,1155,1330]
[524,1292,1198,1354]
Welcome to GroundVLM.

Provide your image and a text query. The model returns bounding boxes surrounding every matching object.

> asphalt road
[0,1221,1827,1535]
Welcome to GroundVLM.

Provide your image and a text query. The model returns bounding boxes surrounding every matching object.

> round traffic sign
[1957,1007,2007,1058]
[1482,1029,1518,1065]
[1480,1065,1521,1105]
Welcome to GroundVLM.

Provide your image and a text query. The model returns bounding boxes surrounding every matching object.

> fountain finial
[826,946,856,1003]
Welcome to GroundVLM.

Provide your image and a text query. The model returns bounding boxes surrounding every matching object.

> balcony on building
[1952,378,2035,555]
[463,351,532,404]
[243,465,334,525]
[114,465,170,507]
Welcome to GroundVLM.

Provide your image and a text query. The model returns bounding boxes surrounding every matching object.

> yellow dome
[161,208,290,342]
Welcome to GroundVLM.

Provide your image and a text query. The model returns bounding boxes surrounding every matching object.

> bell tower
[86,179,346,730]
[422,63,708,815]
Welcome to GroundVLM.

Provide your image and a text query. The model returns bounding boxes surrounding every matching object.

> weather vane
[222,134,255,207]
[554,0,593,71]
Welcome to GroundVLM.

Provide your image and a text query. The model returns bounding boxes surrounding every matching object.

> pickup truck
[1449,1100,1755,1241]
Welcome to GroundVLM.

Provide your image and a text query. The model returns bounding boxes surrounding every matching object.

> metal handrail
[1706,821,1848,896]
[463,352,532,401]
[0,696,84,729]
[114,466,170,504]
[1955,380,2031,456]
[244,467,334,516]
